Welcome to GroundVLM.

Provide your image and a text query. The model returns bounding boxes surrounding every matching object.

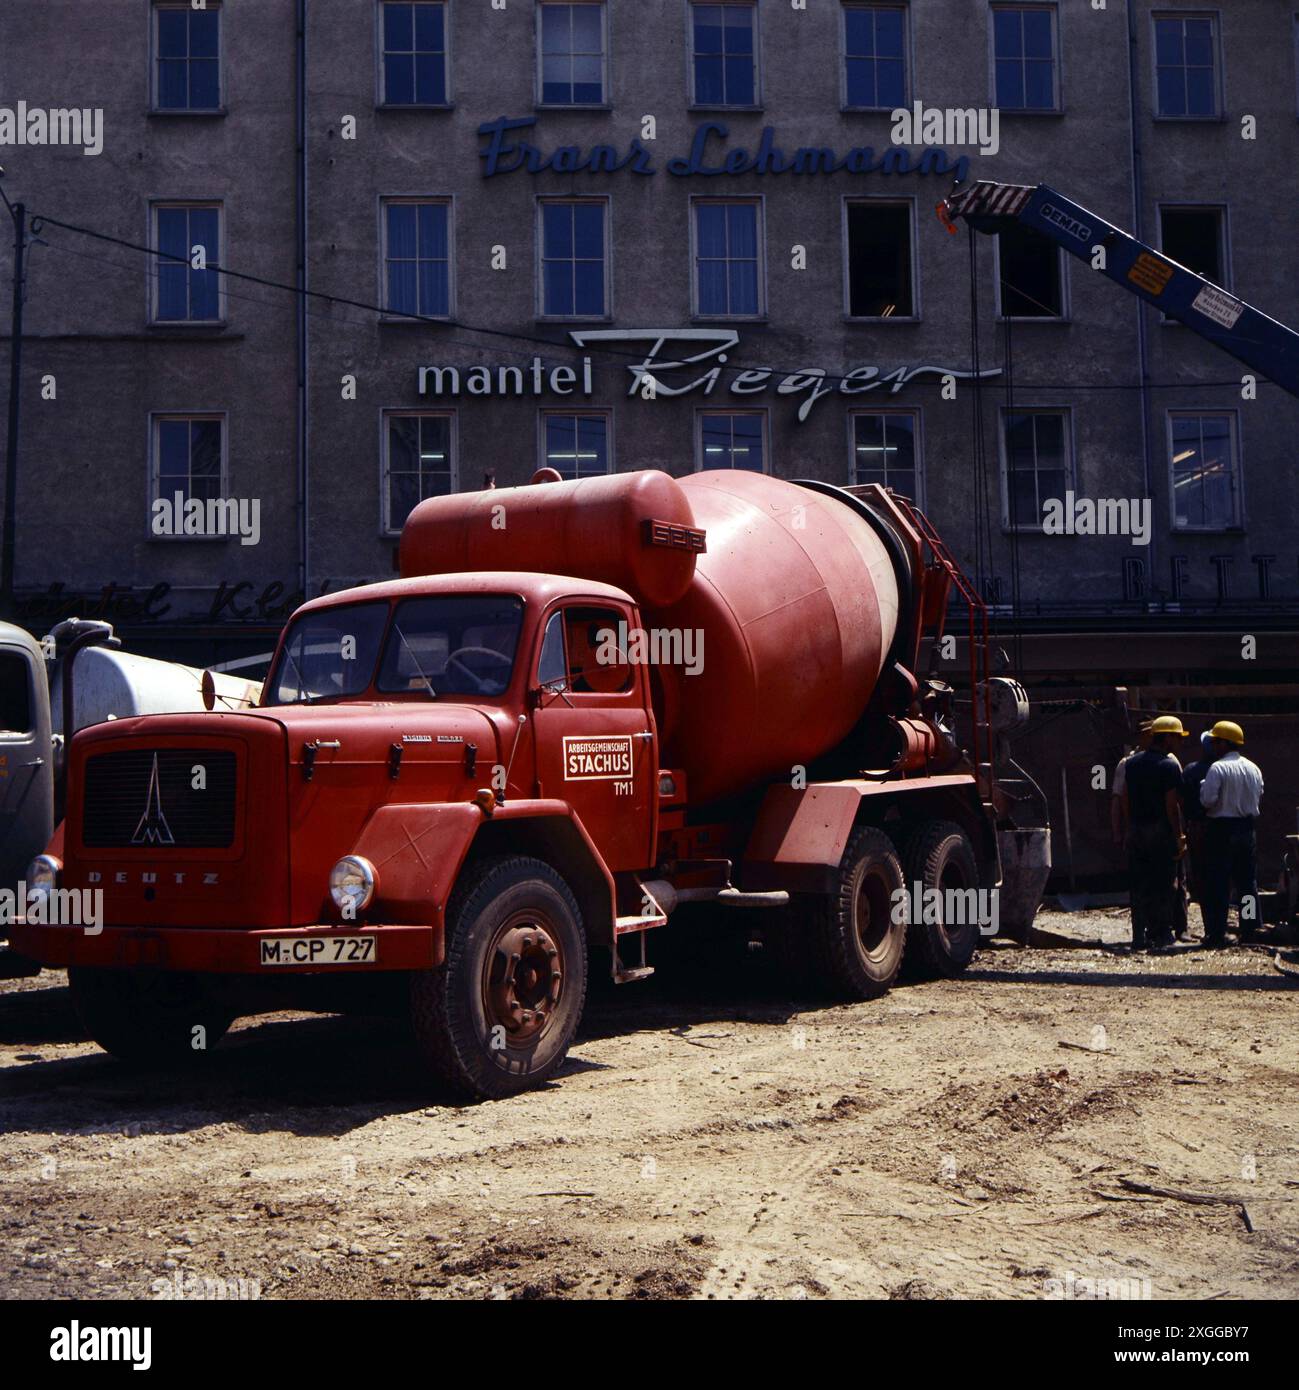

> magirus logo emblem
[131,754,176,846]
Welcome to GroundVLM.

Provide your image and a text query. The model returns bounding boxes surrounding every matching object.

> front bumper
[9,921,441,974]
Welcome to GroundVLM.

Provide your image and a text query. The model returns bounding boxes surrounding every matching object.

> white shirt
[1200,751,1264,818]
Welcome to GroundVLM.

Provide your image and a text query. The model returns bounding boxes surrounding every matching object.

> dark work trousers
[1173,855,1189,937]
[1186,820,1210,905]
[1127,821,1178,946]
[1201,817,1258,944]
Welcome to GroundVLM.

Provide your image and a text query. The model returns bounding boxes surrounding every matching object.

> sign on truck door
[531,603,655,872]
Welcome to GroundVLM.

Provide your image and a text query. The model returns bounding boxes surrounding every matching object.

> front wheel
[805,826,908,1000]
[410,856,588,1100]
[68,967,233,1064]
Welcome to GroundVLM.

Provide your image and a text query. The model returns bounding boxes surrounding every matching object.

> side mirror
[201,669,217,711]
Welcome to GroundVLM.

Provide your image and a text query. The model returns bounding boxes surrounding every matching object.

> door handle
[632,732,654,741]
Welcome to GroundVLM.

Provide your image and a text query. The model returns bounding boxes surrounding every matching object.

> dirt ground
[2,906,1298,1302]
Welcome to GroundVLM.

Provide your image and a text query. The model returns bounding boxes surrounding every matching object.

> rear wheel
[902,820,982,978]
[805,826,907,1000]
[68,967,233,1064]
[409,856,587,1101]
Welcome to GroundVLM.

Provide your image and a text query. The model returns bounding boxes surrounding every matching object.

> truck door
[0,626,54,895]
[530,602,655,872]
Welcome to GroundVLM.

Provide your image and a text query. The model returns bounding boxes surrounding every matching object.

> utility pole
[1,198,25,620]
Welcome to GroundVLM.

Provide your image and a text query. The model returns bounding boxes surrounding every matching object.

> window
[384,411,456,533]
[151,415,226,522]
[539,2,607,104]
[554,605,633,694]
[380,1,449,106]
[996,223,1064,317]
[1159,206,1226,285]
[542,413,611,479]
[1154,13,1219,118]
[992,4,1058,111]
[378,595,524,697]
[383,199,452,317]
[843,4,907,109]
[1169,412,1240,530]
[538,200,608,318]
[153,2,221,111]
[698,412,767,471]
[693,199,763,317]
[851,412,920,500]
[271,603,390,704]
[845,200,914,318]
[0,652,33,737]
[1000,410,1072,528]
[690,3,758,107]
[153,203,222,322]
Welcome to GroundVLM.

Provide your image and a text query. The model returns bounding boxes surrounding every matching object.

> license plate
[259,936,377,967]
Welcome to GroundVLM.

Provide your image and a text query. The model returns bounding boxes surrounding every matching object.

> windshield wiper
[281,642,323,705]
[393,624,438,699]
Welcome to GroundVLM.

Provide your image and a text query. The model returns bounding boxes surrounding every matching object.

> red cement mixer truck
[11,470,1043,1099]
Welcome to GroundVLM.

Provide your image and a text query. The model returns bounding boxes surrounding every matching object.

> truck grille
[82,748,237,849]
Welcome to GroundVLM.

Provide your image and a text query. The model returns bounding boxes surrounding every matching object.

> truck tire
[903,820,981,978]
[68,967,233,1064]
[409,856,587,1101]
[805,826,907,1000]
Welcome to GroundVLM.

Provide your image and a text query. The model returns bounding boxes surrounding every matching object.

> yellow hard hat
[1209,720,1244,746]
[1149,715,1188,737]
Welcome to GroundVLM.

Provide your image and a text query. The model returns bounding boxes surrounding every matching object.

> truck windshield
[377,595,523,698]
[269,602,390,705]
[266,594,526,705]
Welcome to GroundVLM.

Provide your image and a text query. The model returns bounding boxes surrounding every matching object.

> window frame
[840,2,911,112]
[687,0,762,110]
[993,222,1070,321]
[535,196,613,322]
[537,408,615,479]
[535,0,611,108]
[1166,408,1243,533]
[998,405,1076,531]
[148,199,225,325]
[376,0,454,109]
[690,195,767,321]
[847,408,924,507]
[694,408,771,473]
[150,0,224,115]
[533,599,640,700]
[147,411,230,542]
[380,408,459,536]
[841,195,920,322]
[988,2,1062,115]
[378,195,456,322]
[1151,10,1223,122]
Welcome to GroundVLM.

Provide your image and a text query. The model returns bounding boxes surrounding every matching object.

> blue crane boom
[940,182,1299,399]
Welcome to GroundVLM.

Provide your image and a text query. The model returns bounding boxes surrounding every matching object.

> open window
[536,605,633,697]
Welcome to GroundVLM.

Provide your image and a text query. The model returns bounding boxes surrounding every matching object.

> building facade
[3,0,1299,675]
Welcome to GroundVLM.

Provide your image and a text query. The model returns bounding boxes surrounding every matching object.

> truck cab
[15,572,666,1098]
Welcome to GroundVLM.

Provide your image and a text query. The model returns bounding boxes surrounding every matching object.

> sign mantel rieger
[418,330,1002,422]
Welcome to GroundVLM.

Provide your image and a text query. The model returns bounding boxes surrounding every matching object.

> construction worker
[1181,732,1219,917]
[1122,715,1188,952]
[1199,721,1264,947]
[1113,720,1189,941]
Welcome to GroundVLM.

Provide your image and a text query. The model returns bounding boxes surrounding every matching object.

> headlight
[329,856,376,916]
[26,854,61,903]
